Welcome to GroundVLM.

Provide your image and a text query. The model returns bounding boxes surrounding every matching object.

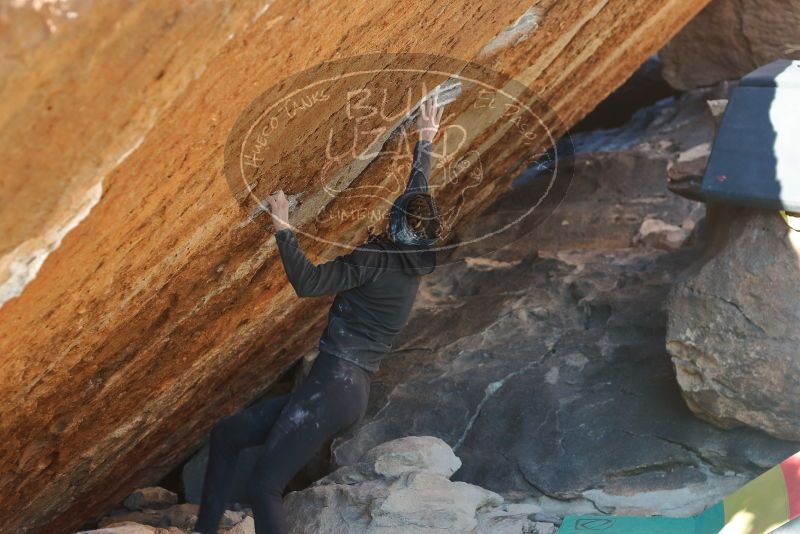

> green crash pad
[555,448,800,534]
[558,503,723,534]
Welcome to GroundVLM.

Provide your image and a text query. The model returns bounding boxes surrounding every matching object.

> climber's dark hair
[366,193,443,245]
[404,193,442,241]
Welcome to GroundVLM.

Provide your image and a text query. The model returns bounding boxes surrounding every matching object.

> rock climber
[193,98,445,534]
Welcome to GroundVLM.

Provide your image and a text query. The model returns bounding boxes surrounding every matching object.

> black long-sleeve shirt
[274,140,436,372]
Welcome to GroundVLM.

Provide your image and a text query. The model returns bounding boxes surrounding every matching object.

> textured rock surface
[77,524,166,534]
[332,91,800,517]
[77,522,186,534]
[90,489,248,533]
[283,436,554,534]
[633,217,693,250]
[123,487,178,512]
[351,436,463,480]
[226,516,255,534]
[0,0,266,305]
[0,1,712,532]
[667,206,800,440]
[659,0,800,89]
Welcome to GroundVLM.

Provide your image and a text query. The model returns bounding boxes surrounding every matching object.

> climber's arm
[405,99,443,194]
[405,139,433,195]
[266,190,374,297]
[273,228,374,297]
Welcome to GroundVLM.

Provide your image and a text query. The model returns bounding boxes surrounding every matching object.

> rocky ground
[78,438,558,534]
[330,87,800,518]
[78,85,800,534]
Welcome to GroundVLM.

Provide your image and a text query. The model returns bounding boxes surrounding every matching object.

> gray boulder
[632,216,693,250]
[322,436,462,485]
[123,487,178,511]
[660,0,800,90]
[283,436,552,534]
[667,206,800,440]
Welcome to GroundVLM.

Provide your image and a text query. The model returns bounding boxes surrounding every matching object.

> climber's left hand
[266,190,291,232]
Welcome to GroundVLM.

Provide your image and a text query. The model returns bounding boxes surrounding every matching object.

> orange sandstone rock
[0,0,709,531]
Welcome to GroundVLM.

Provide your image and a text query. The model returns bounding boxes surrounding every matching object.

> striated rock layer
[0,1,709,532]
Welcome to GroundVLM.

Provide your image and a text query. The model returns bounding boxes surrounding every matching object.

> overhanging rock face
[0,1,266,305]
[0,1,710,532]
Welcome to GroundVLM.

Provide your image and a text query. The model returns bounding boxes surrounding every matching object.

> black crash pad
[702,59,800,212]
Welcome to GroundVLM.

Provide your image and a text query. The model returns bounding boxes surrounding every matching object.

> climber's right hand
[417,99,444,142]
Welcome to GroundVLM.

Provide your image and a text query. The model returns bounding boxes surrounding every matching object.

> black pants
[193,352,370,534]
